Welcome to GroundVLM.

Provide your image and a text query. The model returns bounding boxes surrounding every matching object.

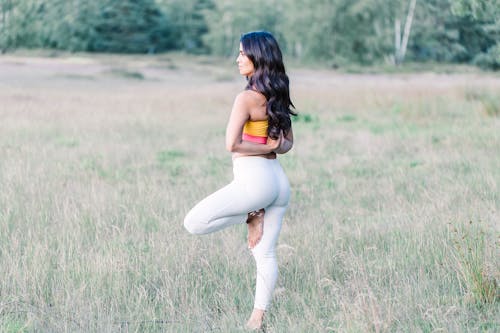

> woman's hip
[232,156,289,202]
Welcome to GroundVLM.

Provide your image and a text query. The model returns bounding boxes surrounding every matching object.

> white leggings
[184,156,290,310]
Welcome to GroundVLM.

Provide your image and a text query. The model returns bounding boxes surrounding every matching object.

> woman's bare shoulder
[235,89,266,106]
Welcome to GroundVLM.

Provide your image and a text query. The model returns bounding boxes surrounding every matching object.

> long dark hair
[240,31,296,139]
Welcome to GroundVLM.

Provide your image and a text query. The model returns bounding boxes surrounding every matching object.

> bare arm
[225,92,280,154]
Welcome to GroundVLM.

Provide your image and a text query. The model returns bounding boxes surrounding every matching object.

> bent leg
[247,208,265,249]
[184,180,269,235]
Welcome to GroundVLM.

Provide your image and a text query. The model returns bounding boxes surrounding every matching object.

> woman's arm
[273,127,294,154]
[225,92,281,154]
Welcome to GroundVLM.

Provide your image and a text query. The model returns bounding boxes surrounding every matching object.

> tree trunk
[395,18,401,63]
[395,0,417,65]
[1,0,8,53]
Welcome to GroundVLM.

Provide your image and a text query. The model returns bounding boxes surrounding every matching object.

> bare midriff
[233,151,276,160]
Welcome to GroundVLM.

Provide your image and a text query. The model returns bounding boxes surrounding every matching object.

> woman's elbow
[226,141,238,152]
[275,140,292,154]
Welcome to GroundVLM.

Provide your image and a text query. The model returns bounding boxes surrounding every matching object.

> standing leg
[247,159,290,329]
[246,204,288,329]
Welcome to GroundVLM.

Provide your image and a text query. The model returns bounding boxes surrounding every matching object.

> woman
[184,31,295,330]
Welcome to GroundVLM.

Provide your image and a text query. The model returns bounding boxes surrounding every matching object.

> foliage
[452,0,500,22]
[201,0,284,57]
[395,0,498,65]
[156,0,213,53]
[0,0,499,69]
[473,43,500,70]
[451,0,500,69]
[90,0,173,53]
[1,0,175,53]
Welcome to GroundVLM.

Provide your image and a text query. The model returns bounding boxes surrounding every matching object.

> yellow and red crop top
[242,119,268,144]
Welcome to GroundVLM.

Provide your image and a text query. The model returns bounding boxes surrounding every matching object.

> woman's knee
[251,246,277,261]
[183,211,207,235]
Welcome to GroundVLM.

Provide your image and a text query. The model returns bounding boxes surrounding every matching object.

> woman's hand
[266,131,282,151]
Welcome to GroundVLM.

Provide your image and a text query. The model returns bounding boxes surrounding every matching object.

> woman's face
[236,43,255,77]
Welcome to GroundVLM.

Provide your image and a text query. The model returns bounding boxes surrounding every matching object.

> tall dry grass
[0,54,498,332]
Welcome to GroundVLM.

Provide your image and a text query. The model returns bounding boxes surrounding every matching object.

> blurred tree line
[1,0,499,69]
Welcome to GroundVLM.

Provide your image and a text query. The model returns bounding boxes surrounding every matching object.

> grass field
[0,53,499,332]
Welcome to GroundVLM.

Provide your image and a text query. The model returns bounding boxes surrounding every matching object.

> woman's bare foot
[246,209,265,249]
[245,308,265,330]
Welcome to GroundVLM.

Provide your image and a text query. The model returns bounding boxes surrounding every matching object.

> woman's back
[244,89,267,121]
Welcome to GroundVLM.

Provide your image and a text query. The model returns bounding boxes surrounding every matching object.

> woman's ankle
[246,308,265,329]
[247,308,265,328]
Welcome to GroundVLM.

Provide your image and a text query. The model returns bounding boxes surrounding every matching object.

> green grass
[0,54,499,332]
